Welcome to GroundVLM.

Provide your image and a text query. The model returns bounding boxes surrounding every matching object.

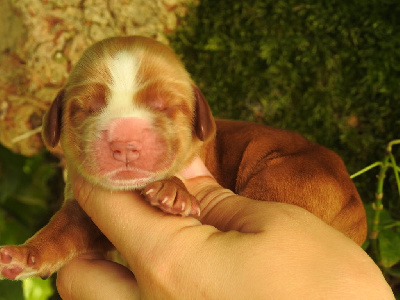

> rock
[0,0,196,156]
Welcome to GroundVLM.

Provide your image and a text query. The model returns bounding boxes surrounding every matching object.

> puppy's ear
[193,85,216,142]
[42,89,64,149]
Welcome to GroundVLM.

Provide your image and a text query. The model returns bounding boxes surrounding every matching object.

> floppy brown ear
[193,85,216,142]
[42,89,64,149]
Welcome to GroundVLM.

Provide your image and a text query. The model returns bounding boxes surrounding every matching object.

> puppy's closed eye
[67,83,107,116]
[146,97,167,111]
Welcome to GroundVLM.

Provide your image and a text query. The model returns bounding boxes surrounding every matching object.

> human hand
[57,157,394,299]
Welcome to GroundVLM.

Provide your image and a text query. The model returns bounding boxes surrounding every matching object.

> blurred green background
[1,0,399,298]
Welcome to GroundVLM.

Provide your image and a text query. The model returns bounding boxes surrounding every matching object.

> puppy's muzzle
[110,141,141,164]
[104,117,150,165]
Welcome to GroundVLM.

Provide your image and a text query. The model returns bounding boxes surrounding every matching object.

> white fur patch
[107,51,138,111]
[101,50,154,127]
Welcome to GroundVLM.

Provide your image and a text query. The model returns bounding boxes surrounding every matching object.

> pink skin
[91,117,201,215]
[85,116,200,215]
[91,117,172,187]
[0,246,38,280]
[0,249,21,280]
[179,156,213,180]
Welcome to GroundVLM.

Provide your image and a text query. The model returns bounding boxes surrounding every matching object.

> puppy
[0,36,367,280]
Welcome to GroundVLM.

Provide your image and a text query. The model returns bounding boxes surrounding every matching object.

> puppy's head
[42,36,215,190]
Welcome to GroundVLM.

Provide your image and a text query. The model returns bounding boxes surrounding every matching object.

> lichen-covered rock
[0,0,195,156]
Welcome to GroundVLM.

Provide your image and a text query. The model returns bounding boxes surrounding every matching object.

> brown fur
[203,119,366,242]
[0,36,366,280]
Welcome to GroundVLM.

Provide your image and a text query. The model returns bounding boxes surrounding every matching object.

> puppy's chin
[99,162,177,190]
[97,175,157,191]
[78,167,164,191]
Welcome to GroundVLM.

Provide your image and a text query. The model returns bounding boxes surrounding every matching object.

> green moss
[170,0,400,205]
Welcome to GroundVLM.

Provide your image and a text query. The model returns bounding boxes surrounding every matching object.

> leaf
[378,229,400,268]
[0,146,25,204]
[0,280,23,300]
[22,278,54,300]
[0,210,32,245]
[0,145,61,241]
[386,265,400,277]
[364,203,394,231]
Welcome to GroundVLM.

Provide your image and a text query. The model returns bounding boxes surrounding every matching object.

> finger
[180,163,296,233]
[68,169,222,298]
[57,257,139,300]
[178,156,308,233]
[69,167,202,266]
[178,158,269,230]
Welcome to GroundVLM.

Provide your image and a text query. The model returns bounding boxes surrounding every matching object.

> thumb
[179,157,237,220]
[179,158,273,233]
[179,156,221,194]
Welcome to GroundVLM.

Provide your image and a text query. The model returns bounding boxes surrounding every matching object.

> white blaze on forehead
[101,50,154,126]
[107,50,139,109]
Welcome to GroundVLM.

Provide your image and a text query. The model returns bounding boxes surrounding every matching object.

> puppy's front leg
[0,199,110,280]
[142,176,201,217]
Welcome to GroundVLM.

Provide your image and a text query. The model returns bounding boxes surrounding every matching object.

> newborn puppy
[0,36,367,280]
[43,36,211,217]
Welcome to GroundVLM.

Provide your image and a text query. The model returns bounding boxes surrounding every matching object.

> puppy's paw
[142,177,201,217]
[0,245,49,280]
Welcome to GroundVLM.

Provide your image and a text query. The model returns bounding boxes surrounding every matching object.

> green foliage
[22,278,54,300]
[364,203,400,269]
[0,146,58,245]
[379,228,400,268]
[352,141,400,292]
[0,145,59,299]
[0,281,23,300]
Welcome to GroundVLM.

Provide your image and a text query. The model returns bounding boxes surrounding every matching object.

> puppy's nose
[110,141,141,163]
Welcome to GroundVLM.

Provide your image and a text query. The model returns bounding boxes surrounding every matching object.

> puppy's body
[205,120,365,240]
[0,36,366,280]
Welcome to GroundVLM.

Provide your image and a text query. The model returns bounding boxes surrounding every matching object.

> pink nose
[110,141,141,163]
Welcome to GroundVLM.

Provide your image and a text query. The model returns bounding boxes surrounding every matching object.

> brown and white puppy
[0,36,367,280]
[43,36,211,216]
